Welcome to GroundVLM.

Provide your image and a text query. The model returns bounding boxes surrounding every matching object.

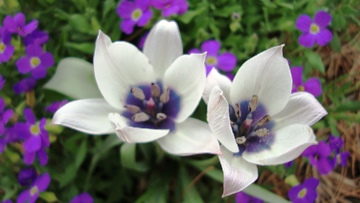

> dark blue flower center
[122,82,180,131]
[229,95,274,156]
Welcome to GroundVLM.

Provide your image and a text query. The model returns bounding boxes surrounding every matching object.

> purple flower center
[0,43,6,53]
[298,188,307,198]
[122,82,180,131]
[310,23,320,34]
[297,85,305,91]
[30,186,39,196]
[206,56,218,66]
[131,9,143,21]
[229,95,275,156]
[30,124,40,135]
[30,57,41,68]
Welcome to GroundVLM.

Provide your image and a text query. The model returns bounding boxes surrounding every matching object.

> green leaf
[179,165,204,203]
[244,184,290,203]
[335,101,360,112]
[178,7,206,24]
[120,143,149,172]
[65,42,95,54]
[75,139,88,168]
[332,14,347,30]
[40,192,58,202]
[68,14,96,35]
[305,51,325,73]
[59,164,77,188]
[330,33,342,52]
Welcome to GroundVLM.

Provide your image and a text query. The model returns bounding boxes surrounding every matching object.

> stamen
[160,87,170,103]
[156,113,167,120]
[235,103,241,118]
[131,87,145,100]
[249,95,258,112]
[132,112,150,122]
[151,83,161,98]
[256,115,270,127]
[255,128,269,137]
[125,105,141,114]
[236,136,246,144]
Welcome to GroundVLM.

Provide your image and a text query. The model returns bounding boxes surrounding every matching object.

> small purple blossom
[18,167,38,187]
[189,40,237,75]
[290,66,322,97]
[288,178,319,203]
[328,134,343,154]
[16,108,50,165]
[0,97,14,153]
[117,0,152,34]
[284,160,294,168]
[0,27,15,63]
[302,141,335,174]
[138,32,148,50]
[2,200,12,203]
[296,11,332,48]
[45,100,68,113]
[235,191,263,203]
[16,44,54,79]
[13,77,37,94]
[17,172,50,203]
[3,12,38,37]
[23,29,49,46]
[70,192,94,203]
[152,0,188,17]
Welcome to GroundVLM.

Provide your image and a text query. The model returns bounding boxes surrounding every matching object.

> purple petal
[14,13,26,28]
[16,189,30,203]
[18,167,38,186]
[188,48,202,54]
[24,108,36,124]
[37,148,48,166]
[304,77,322,97]
[120,19,136,34]
[25,45,43,56]
[314,11,332,28]
[13,78,37,94]
[201,40,220,55]
[24,30,49,46]
[35,173,51,191]
[24,151,36,165]
[16,57,32,74]
[298,33,316,48]
[117,1,135,18]
[3,109,14,124]
[295,14,312,32]
[290,66,303,87]
[177,0,189,15]
[1,44,14,62]
[40,52,55,67]
[303,178,319,189]
[162,4,180,17]
[31,66,47,79]
[339,152,349,167]
[0,139,7,153]
[217,52,237,71]
[316,157,334,174]
[205,66,215,76]
[3,16,18,33]
[135,0,151,10]
[137,9,152,26]
[315,29,332,46]
[317,141,331,157]
[24,135,41,152]
[20,20,38,37]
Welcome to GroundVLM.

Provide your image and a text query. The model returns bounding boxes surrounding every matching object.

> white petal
[109,113,169,143]
[203,69,232,104]
[207,86,238,153]
[163,53,206,123]
[272,92,327,131]
[94,31,155,109]
[156,118,220,156]
[243,124,317,165]
[219,146,258,197]
[52,99,117,134]
[230,45,291,115]
[44,57,102,99]
[143,20,182,79]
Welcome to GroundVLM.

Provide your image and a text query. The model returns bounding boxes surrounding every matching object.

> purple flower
[138,32,148,50]
[24,29,49,46]
[18,167,38,187]
[284,160,294,168]
[0,27,15,63]
[17,172,50,203]
[302,141,335,174]
[0,97,14,153]
[235,191,263,203]
[152,0,188,17]
[328,135,343,154]
[17,108,50,165]
[70,192,94,203]
[288,178,319,203]
[290,66,322,97]
[13,77,37,94]
[117,0,152,34]
[189,40,237,75]
[45,100,68,113]
[2,200,12,203]
[16,44,54,79]
[296,11,332,48]
[3,12,38,37]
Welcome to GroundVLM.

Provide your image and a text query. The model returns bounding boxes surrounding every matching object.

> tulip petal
[94,31,155,109]
[109,113,169,143]
[207,86,238,153]
[230,45,292,116]
[203,68,232,104]
[219,146,258,197]
[272,92,327,131]
[44,57,102,99]
[163,53,206,123]
[156,118,220,156]
[143,20,182,79]
[243,124,317,165]
[52,99,117,135]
